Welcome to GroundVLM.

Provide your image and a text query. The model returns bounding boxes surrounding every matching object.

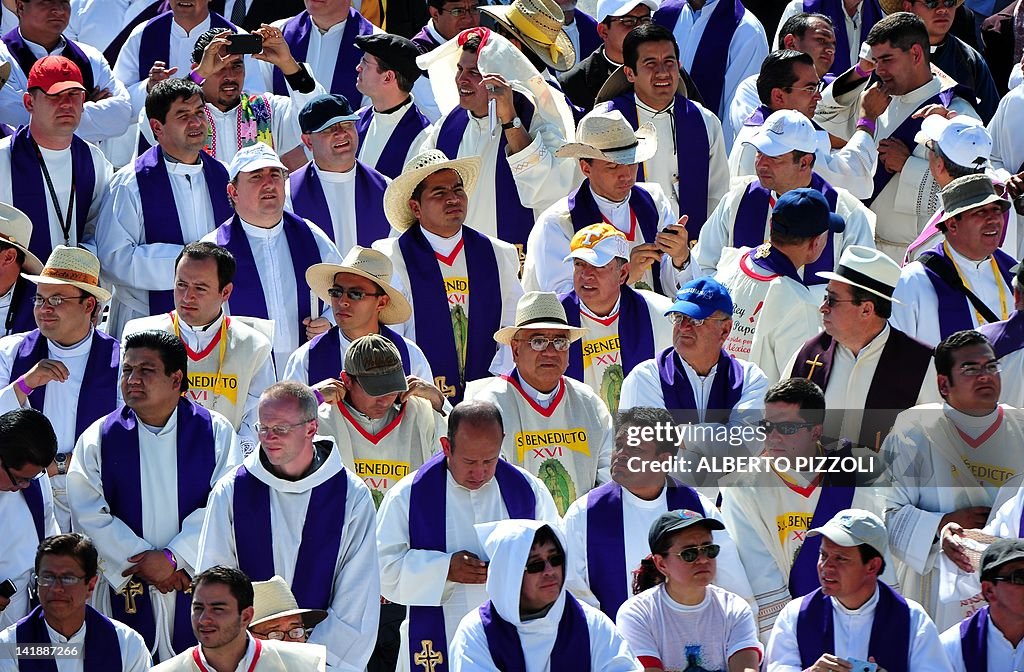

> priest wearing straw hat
[0,203,44,337]
[480,0,577,74]
[0,246,119,532]
[523,108,692,297]
[248,575,328,644]
[465,291,614,514]
[374,150,522,405]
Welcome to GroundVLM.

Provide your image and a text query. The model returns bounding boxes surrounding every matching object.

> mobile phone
[847,658,877,672]
[0,579,17,599]
[225,33,263,55]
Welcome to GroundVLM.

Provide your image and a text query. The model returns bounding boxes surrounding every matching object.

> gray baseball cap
[343,334,408,397]
[807,508,888,557]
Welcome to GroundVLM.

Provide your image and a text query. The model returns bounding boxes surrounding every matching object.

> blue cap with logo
[771,188,846,238]
[665,278,733,321]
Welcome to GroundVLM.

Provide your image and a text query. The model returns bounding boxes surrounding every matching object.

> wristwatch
[501,116,523,130]
[54,452,69,476]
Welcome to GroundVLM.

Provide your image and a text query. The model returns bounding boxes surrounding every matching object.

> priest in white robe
[980,266,1024,408]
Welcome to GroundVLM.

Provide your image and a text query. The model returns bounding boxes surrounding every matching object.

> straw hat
[494,291,588,345]
[0,204,42,274]
[250,576,328,630]
[879,0,960,15]
[480,0,576,72]
[816,245,903,304]
[305,246,412,325]
[383,150,481,231]
[22,245,111,301]
[555,109,657,164]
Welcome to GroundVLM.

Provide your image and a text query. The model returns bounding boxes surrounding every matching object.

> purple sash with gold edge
[356,104,430,179]
[272,9,372,103]
[959,605,988,672]
[657,347,743,424]
[2,29,95,92]
[561,286,655,383]
[803,0,883,74]
[15,605,121,672]
[306,324,411,384]
[478,593,591,671]
[919,242,1015,338]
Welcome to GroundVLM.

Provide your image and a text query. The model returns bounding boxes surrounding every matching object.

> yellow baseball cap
[563,223,629,267]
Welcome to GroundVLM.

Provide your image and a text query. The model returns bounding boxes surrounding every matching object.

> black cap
[298,94,361,134]
[771,188,846,239]
[980,538,1024,581]
[354,33,424,84]
[648,509,725,552]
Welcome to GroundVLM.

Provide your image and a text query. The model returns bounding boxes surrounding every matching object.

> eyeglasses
[784,80,826,94]
[2,458,44,488]
[608,15,652,28]
[524,553,565,574]
[34,573,87,588]
[439,5,481,16]
[668,313,731,328]
[991,571,1024,586]
[757,420,817,436]
[915,0,958,8]
[668,544,720,563]
[516,336,571,352]
[959,362,1002,377]
[822,295,859,308]
[326,287,384,301]
[254,419,314,437]
[32,294,89,307]
[260,627,313,641]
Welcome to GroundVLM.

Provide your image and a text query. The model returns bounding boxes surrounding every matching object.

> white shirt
[356,98,433,173]
[68,0,154,55]
[0,611,152,672]
[941,613,1024,672]
[772,0,864,70]
[282,325,433,384]
[0,480,59,630]
[988,82,1024,175]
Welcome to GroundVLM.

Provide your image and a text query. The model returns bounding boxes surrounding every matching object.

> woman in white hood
[449,519,642,671]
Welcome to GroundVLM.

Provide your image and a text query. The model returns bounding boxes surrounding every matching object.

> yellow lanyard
[171,312,229,396]
[943,242,1009,325]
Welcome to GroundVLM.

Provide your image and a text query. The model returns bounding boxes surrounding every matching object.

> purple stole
[803,0,882,74]
[787,478,856,597]
[652,0,743,113]
[479,593,591,671]
[15,605,121,672]
[959,606,989,672]
[5,277,37,336]
[1,30,95,92]
[585,479,702,618]
[749,244,805,285]
[435,93,537,249]
[99,398,217,653]
[658,347,744,425]
[136,11,235,81]
[22,479,45,541]
[102,0,170,66]
[797,582,910,672]
[355,104,430,179]
[566,180,663,293]
[9,329,119,439]
[980,310,1024,359]
[561,287,655,384]
[214,212,324,345]
[306,324,411,384]
[135,146,232,314]
[273,9,372,103]
[408,452,537,672]
[231,461,348,609]
[397,224,501,404]
[0,122,13,138]
[605,93,711,230]
[920,243,1016,338]
[733,174,839,286]
[288,161,390,247]
[574,10,602,60]
[410,25,441,54]
[10,127,97,262]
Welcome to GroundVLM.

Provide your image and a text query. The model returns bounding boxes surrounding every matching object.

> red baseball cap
[27,56,86,95]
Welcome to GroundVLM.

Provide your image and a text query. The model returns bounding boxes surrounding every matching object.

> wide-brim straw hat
[556,109,657,164]
[594,65,688,105]
[494,291,588,345]
[480,0,576,72]
[384,150,481,231]
[816,245,903,304]
[22,245,111,301]
[306,246,412,325]
[879,0,961,14]
[0,203,43,274]
[250,576,328,630]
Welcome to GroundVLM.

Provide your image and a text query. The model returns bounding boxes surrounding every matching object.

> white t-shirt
[616,584,762,672]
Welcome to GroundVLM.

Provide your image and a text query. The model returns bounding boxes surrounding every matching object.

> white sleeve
[112,24,147,114]
[520,201,573,295]
[282,345,310,384]
[561,496,600,608]
[240,351,277,448]
[881,424,944,574]
[703,106,731,218]
[614,594,661,660]
[718,20,769,145]
[507,117,576,210]
[771,0,803,49]
[618,360,663,411]
[448,612,496,672]
[908,603,956,672]
[77,48,133,142]
[693,190,737,277]
[584,604,645,671]
[702,494,757,615]
[817,131,878,200]
[195,473,241,572]
[728,361,768,428]
[119,623,156,672]
[724,592,763,661]
[939,622,968,672]
[764,600,803,672]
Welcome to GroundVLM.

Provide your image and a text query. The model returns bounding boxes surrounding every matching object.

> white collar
[516,373,559,407]
[49,329,94,357]
[164,156,204,175]
[314,17,347,36]
[314,162,358,183]
[176,310,226,337]
[240,217,285,239]
[590,186,629,211]
[634,93,673,116]
[196,634,258,672]
[832,585,880,616]
[22,31,68,57]
[580,296,621,320]
[947,242,992,270]
[426,20,445,44]
[838,323,890,359]
[171,14,212,38]
[421,226,463,256]
[944,402,1001,436]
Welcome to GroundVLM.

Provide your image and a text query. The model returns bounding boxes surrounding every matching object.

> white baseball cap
[914,115,991,170]
[744,109,827,157]
[595,0,658,22]
[807,508,888,557]
[227,142,287,180]
[563,223,630,267]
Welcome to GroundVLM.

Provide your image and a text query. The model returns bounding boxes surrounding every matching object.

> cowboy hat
[594,65,688,105]
[494,291,588,345]
[555,109,657,164]
[878,0,962,15]
[306,246,412,325]
[22,245,111,302]
[383,150,481,231]
[480,0,576,71]
[0,204,43,274]
[250,576,328,630]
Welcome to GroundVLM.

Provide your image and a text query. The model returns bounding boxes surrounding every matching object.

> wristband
[854,63,870,79]
[15,375,32,396]
[283,62,316,94]
[163,549,177,570]
[856,117,876,135]
[188,69,205,86]
[313,389,325,405]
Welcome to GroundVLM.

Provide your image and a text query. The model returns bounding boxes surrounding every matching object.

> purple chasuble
[584,479,702,618]
[652,0,743,114]
[355,104,430,179]
[435,93,536,250]
[10,127,97,262]
[288,161,390,247]
[478,593,591,672]
[397,224,501,404]
[657,347,744,424]
[605,93,711,230]
[803,0,883,73]
[99,398,217,654]
[136,11,235,81]
[135,146,231,314]
[10,329,119,439]
[2,30,95,92]
[231,457,348,609]
[979,310,1024,359]
[273,9,372,103]
[306,324,411,385]
[787,477,856,597]
[410,26,441,54]
[566,179,663,293]
[22,479,45,541]
[959,606,989,672]
[15,605,121,672]
[214,212,324,345]
[733,174,839,286]
[407,451,537,672]
[561,287,655,383]
[797,582,910,672]
[919,242,1016,338]
[102,0,172,66]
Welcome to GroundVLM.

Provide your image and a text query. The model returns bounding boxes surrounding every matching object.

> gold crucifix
[413,640,444,672]
[804,354,824,379]
[120,579,144,614]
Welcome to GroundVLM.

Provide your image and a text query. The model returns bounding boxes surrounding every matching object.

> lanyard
[171,312,230,396]
[943,242,1009,325]
[33,140,76,245]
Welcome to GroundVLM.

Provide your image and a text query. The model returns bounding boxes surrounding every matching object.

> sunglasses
[669,544,720,563]
[916,0,958,7]
[327,287,384,301]
[991,570,1024,586]
[757,420,817,436]
[524,553,565,574]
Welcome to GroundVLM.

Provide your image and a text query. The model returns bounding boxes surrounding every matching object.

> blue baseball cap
[771,188,845,238]
[299,94,360,134]
[665,278,733,320]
